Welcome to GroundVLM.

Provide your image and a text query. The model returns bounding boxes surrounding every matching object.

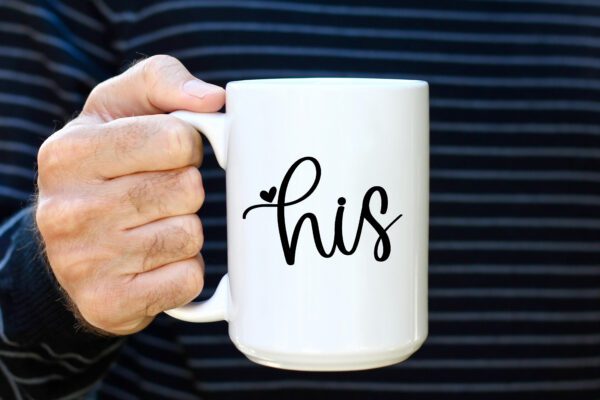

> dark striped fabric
[0,0,599,399]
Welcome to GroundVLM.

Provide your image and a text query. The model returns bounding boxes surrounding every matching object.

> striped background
[0,0,599,399]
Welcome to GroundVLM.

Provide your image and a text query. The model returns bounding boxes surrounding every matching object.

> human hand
[36,55,225,335]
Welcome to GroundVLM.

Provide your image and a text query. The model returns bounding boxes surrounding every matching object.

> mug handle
[163,110,230,322]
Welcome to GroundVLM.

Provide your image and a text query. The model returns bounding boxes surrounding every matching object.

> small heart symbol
[260,186,277,203]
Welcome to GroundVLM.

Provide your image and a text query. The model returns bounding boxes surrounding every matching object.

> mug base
[245,353,410,372]
[239,339,426,372]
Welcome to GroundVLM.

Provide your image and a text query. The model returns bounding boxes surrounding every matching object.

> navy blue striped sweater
[0,0,599,399]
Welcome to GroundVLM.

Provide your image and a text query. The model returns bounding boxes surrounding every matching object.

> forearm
[0,207,124,399]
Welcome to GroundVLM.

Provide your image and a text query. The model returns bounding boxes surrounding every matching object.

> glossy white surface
[167,78,429,371]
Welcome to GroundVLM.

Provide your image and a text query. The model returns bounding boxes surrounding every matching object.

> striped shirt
[0,0,599,399]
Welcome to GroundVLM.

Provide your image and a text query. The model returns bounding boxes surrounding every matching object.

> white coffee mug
[167,78,429,371]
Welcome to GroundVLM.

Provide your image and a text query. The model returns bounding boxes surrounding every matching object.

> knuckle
[35,197,56,236]
[183,259,205,299]
[37,138,58,174]
[83,81,117,121]
[144,278,176,316]
[37,126,91,182]
[142,283,161,315]
[161,118,195,162]
[37,194,108,238]
[149,215,203,265]
[181,167,204,208]
[144,288,168,317]
[36,196,73,236]
[142,55,181,86]
[37,136,68,180]
[144,258,204,316]
[169,216,202,259]
[183,215,204,256]
[161,113,187,130]
[86,81,108,105]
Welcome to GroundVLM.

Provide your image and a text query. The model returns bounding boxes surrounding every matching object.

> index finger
[93,114,204,179]
[40,113,203,182]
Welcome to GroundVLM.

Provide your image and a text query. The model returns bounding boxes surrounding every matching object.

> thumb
[82,55,225,121]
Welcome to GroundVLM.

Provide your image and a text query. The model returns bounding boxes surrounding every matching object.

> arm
[0,208,124,399]
[1,2,223,399]
[0,2,124,397]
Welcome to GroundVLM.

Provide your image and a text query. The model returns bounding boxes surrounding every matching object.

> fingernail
[183,80,223,99]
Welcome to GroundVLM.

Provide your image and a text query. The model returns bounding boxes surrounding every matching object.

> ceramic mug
[166,78,429,371]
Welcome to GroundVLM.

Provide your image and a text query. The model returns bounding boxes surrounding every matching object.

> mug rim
[227,77,428,89]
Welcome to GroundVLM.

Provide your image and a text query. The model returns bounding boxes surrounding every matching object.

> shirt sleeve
[0,207,125,400]
[0,1,124,399]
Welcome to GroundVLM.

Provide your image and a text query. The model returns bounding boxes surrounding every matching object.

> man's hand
[35,55,225,335]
